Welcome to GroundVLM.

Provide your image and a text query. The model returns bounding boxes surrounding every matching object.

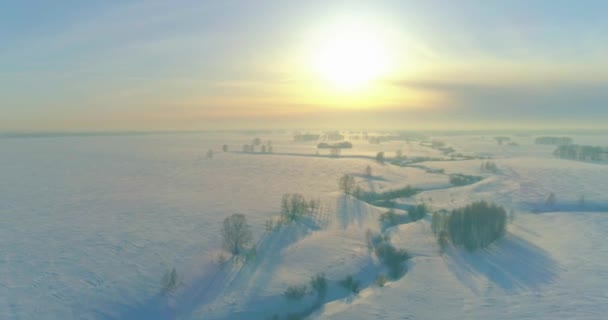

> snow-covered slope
[1,132,606,319]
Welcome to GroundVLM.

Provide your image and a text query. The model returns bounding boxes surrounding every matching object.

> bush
[408,204,428,221]
[545,192,556,207]
[443,201,507,251]
[222,214,253,255]
[222,144,228,152]
[310,273,328,299]
[449,174,483,186]
[376,152,385,164]
[374,241,410,279]
[161,267,181,294]
[339,275,360,294]
[365,165,372,177]
[317,141,353,149]
[375,274,387,287]
[357,185,419,203]
[438,230,449,252]
[284,284,307,300]
[480,161,499,173]
[379,210,408,228]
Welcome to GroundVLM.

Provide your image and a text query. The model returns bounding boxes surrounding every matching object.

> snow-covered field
[1,132,607,319]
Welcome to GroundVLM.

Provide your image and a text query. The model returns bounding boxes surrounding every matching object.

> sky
[1,0,607,131]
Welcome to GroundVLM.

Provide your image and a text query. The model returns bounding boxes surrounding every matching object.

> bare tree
[365,165,372,177]
[376,152,385,164]
[222,214,253,255]
[338,174,356,195]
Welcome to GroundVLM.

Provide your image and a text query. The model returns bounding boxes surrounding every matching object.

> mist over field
[2,1,608,319]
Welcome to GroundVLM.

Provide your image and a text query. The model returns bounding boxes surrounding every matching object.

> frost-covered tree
[310,273,328,300]
[376,152,385,164]
[222,214,253,255]
[338,174,356,195]
[161,267,181,294]
[546,192,557,207]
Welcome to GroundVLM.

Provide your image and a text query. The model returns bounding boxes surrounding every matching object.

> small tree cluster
[339,275,360,294]
[310,273,328,300]
[408,203,428,221]
[280,193,320,221]
[480,161,499,173]
[449,174,483,186]
[379,209,401,228]
[222,213,253,255]
[433,201,507,251]
[374,240,410,279]
[284,284,307,300]
[357,185,418,203]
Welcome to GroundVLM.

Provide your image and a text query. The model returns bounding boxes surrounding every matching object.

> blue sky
[1,0,607,131]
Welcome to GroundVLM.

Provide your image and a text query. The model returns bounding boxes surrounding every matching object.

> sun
[311,19,392,91]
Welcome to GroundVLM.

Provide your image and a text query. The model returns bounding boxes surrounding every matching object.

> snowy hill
[1,132,607,319]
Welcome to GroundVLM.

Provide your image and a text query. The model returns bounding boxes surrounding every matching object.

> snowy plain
[1,131,607,319]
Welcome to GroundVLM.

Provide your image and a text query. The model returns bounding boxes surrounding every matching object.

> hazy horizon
[2,0,607,131]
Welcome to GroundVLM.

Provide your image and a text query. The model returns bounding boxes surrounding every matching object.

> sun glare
[311,19,392,91]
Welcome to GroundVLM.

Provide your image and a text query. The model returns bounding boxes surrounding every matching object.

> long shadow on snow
[111,220,319,320]
[522,200,608,213]
[446,234,558,293]
[218,256,386,320]
[337,195,369,229]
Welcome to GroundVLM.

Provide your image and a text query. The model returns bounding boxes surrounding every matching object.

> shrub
[375,274,387,287]
[207,149,214,159]
[376,152,385,164]
[480,161,499,173]
[357,185,419,203]
[339,275,360,294]
[438,230,449,252]
[374,241,410,279]
[161,267,181,294]
[449,174,482,186]
[365,165,372,177]
[545,192,556,207]
[379,210,405,228]
[310,273,328,299]
[443,201,507,251]
[284,284,307,300]
[409,204,428,221]
[222,144,228,152]
[317,141,353,149]
[222,213,253,255]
